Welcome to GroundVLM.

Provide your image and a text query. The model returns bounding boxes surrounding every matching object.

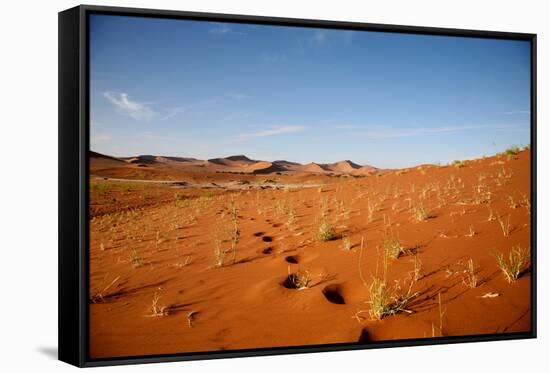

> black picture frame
[59,4,537,367]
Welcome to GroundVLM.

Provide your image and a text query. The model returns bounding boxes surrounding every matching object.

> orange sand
[88,150,531,358]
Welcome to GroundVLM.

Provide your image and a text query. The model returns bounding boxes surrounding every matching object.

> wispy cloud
[312,30,327,44]
[209,24,245,36]
[350,124,526,140]
[310,29,355,46]
[238,125,308,140]
[103,91,156,120]
[159,106,186,121]
[504,110,530,115]
[226,93,250,100]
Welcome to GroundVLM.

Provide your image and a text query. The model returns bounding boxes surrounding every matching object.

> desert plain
[88,147,531,358]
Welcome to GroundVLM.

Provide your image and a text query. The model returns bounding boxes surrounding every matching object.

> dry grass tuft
[462,259,478,288]
[451,160,465,168]
[496,246,530,283]
[382,234,403,260]
[503,145,520,160]
[368,277,417,320]
[412,202,431,222]
[497,215,512,237]
[410,254,423,282]
[147,292,169,317]
[361,244,417,320]
[286,266,312,290]
[342,233,351,251]
[90,276,120,303]
[316,219,336,241]
[130,249,144,268]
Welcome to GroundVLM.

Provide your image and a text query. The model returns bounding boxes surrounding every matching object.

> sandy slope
[88,150,531,358]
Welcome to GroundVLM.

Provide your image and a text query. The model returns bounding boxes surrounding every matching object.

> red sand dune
[91,151,378,178]
[301,162,331,174]
[326,160,362,173]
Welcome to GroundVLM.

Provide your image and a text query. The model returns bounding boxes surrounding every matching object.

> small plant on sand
[487,206,496,221]
[462,259,478,288]
[130,249,144,268]
[411,254,423,282]
[174,191,184,202]
[316,217,336,241]
[358,236,418,320]
[320,197,330,218]
[412,202,430,222]
[275,200,286,216]
[317,219,336,241]
[147,292,169,317]
[495,246,530,283]
[213,221,228,267]
[508,195,520,209]
[342,233,351,251]
[154,231,162,251]
[228,198,240,263]
[451,160,465,168]
[504,145,520,160]
[497,166,513,183]
[213,201,240,268]
[286,266,312,290]
[366,200,375,223]
[382,232,403,260]
[522,193,531,213]
[286,207,297,229]
[432,292,446,337]
[497,214,512,237]
[368,271,417,320]
[90,275,120,303]
[466,225,476,238]
[213,243,226,268]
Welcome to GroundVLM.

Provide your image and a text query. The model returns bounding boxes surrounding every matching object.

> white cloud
[209,24,245,36]
[312,30,326,44]
[504,110,530,115]
[350,124,526,139]
[308,29,355,46]
[103,91,156,120]
[159,106,186,121]
[238,125,308,140]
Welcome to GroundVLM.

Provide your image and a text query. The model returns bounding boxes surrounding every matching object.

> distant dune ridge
[90,151,379,176]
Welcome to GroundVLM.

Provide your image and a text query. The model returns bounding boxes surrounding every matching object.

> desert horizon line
[90,145,529,170]
[90,149,375,167]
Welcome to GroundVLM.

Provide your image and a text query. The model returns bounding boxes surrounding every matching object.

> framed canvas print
[58,5,537,367]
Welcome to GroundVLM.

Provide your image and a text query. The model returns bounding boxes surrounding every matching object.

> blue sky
[90,14,531,168]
